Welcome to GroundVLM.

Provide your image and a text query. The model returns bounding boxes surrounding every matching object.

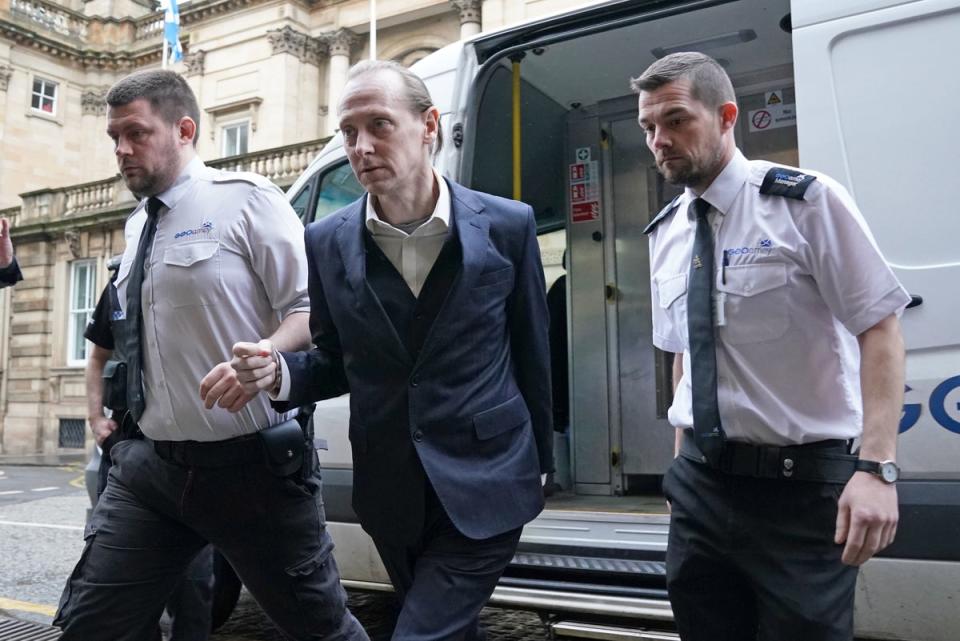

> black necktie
[687,197,725,465]
[125,197,162,422]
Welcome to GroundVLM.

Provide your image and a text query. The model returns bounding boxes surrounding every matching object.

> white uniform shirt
[364,169,451,297]
[115,157,310,441]
[648,149,910,446]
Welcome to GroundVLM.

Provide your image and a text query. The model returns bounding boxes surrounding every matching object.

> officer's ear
[718,102,738,133]
[177,117,198,147]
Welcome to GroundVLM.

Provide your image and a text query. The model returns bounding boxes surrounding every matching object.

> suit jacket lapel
[334,198,412,368]
[416,181,488,366]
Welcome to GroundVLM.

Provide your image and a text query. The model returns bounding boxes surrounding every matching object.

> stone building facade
[0,0,588,455]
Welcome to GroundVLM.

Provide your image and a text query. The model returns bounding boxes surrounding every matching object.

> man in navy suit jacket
[232,60,553,640]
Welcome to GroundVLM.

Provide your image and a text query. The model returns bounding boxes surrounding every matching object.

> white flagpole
[369,0,376,60]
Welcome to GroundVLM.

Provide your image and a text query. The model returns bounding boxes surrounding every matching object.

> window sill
[26,109,63,126]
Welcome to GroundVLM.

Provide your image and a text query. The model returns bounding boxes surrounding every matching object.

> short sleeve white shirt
[115,157,310,441]
[648,149,910,445]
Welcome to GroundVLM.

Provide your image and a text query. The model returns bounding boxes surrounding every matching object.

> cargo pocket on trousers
[53,525,98,626]
[284,534,345,633]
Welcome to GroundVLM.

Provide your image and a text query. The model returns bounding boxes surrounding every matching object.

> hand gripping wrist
[269,348,282,396]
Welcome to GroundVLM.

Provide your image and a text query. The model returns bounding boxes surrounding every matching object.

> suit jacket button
[413,430,423,442]
[410,377,419,387]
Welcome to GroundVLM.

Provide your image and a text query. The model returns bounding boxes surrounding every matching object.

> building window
[221,121,249,157]
[68,260,96,365]
[58,418,86,449]
[31,78,58,115]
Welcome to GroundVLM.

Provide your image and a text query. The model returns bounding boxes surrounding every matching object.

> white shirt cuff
[268,353,292,401]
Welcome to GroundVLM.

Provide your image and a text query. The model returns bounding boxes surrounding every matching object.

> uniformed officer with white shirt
[54,70,367,641]
[634,52,909,641]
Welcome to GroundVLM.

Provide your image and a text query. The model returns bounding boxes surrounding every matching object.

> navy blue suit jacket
[277,180,553,543]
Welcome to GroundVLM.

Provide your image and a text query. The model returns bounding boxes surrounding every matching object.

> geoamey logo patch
[174,221,214,239]
[724,239,775,257]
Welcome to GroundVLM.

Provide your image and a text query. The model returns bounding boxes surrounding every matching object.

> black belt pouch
[102,360,128,413]
[258,418,307,477]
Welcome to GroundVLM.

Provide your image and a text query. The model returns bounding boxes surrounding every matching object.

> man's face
[338,71,435,197]
[107,98,183,198]
[637,79,727,188]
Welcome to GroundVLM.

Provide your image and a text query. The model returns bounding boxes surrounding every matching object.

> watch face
[880,461,900,483]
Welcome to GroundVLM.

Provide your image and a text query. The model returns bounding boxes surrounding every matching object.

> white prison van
[280,1,960,638]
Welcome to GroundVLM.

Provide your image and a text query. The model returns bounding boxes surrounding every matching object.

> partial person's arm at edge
[86,344,118,446]
[835,313,904,566]
[673,352,684,457]
[509,206,555,475]
[0,258,22,287]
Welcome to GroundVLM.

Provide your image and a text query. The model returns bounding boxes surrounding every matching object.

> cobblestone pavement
[212,590,550,641]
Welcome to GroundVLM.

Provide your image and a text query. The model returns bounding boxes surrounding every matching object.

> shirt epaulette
[643,195,682,235]
[759,167,817,200]
[211,170,275,189]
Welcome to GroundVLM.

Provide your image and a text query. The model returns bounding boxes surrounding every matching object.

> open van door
[793,2,960,639]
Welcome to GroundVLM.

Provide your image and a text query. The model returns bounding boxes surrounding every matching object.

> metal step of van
[550,620,679,641]
[512,552,665,577]
[0,616,61,640]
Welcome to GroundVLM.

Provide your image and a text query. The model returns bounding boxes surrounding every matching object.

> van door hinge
[611,450,620,467]
[605,283,618,302]
[452,123,464,148]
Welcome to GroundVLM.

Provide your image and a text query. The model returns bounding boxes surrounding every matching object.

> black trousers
[663,455,857,641]
[55,437,367,641]
[97,447,214,641]
[372,485,521,641]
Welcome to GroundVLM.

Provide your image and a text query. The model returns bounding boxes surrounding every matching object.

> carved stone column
[267,26,325,66]
[81,87,109,116]
[183,50,206,76]
[319,28,360,135]
[450,0,481,39]
[0,65,12,92]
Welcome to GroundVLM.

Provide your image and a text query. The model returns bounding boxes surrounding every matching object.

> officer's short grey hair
[343,59,443,155]
[106,70,201,145]
[630,52,736,111]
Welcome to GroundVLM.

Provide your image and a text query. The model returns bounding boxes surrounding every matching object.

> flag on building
[161,0,183,65]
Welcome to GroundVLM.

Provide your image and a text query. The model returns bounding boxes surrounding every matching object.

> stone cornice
[0,18,164,70]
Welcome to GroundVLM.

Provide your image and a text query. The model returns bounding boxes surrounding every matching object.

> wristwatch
[855,459,900,483]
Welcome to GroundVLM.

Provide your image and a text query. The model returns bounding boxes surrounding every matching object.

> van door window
[290,181,315,225]
[314,163,365,223]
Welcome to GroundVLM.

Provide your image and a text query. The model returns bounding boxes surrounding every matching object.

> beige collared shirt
[115,156,310,441]
[649,149,910,446]
[364,170,451,297]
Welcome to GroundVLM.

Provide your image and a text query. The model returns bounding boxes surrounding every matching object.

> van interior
[465,0,797,503]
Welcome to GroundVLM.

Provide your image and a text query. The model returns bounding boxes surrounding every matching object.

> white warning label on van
[749,103,796,132]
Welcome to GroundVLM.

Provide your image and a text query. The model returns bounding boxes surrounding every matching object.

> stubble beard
[121,138,181,198]
[659,142,725,189]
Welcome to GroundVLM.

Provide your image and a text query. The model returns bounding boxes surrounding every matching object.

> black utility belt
[151,418,308,477]
[679,429,856,484]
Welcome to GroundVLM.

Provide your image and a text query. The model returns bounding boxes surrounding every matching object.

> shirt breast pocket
[717,263,789,345]
[161,240,224,308]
